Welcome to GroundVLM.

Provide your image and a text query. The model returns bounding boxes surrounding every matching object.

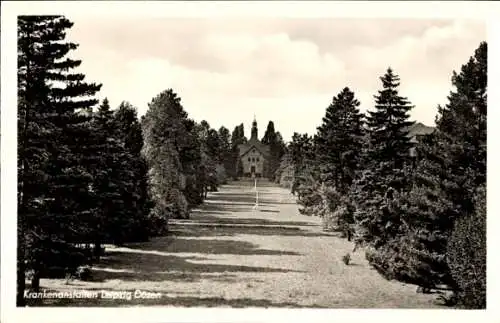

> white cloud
[65,17,486,141]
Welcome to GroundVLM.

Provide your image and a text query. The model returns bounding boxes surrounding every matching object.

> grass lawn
[28,180,447,308]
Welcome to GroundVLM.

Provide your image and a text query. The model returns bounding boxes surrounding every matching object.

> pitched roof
[238,138,270,158]
[408,122,435,136]
[407,122,435,143]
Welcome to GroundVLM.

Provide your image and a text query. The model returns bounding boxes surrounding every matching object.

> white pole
[253,177,259,209]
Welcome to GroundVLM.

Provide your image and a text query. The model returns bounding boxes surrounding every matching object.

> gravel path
[36,179,444,308]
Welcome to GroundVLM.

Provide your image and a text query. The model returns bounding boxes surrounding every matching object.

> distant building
[238,118,270,177]
[407,122,436,157]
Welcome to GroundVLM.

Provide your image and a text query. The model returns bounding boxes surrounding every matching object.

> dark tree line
[16,15,263,306]
[283,42,486,309]
[140,90,238,225]
[17,15,157,305]
[18,16,103,304]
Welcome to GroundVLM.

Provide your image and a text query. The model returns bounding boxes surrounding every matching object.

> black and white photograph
[1,1,498,322]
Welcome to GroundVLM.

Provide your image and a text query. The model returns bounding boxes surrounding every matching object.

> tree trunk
[31,267,41,292]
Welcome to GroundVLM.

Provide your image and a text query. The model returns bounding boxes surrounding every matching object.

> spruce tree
[17,16,101,303]
[366,68,415,172]
[218,126,233,180]
[361,43,487,300]
[353,68,415,248]
[114,103,153,239]
[315,87,365,192]
[96,100,153,244]
[382,42,487,300]
[313,87,364,234]
[91,98,136,249]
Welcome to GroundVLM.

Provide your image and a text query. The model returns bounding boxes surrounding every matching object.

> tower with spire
[250,115,258,140]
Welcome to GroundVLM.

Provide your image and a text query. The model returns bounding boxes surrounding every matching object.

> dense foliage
[282,43,487,308]
[141,89,190,222]
[447,185,486,308]
[113,101,154,242]
[16,16,238,306]
[17,16,102,304]
[315,87,365,193]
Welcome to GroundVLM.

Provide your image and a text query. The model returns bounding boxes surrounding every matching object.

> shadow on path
[126,237,301,256]
[84,182,313,285]
[169,225,337,238]
[91,250,301,283]
[182,214,317,227]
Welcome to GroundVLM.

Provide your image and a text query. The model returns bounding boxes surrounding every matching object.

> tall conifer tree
[366,68,415,172]
[17,16,101,304]
[378,42,488,304]
[91,98,136,250]
[315,87,365,192]
[353,68,415,248]
[356,44,486,306]
[113,102,153,241]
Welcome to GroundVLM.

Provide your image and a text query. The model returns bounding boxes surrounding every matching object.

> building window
[248,157,251,161]
[257,158,260,162]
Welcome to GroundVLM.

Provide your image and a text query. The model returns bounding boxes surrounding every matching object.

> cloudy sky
[65,16,485,141]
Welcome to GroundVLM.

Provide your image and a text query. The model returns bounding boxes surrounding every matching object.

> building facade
[407,122,435,158]
[238,118,270,177]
